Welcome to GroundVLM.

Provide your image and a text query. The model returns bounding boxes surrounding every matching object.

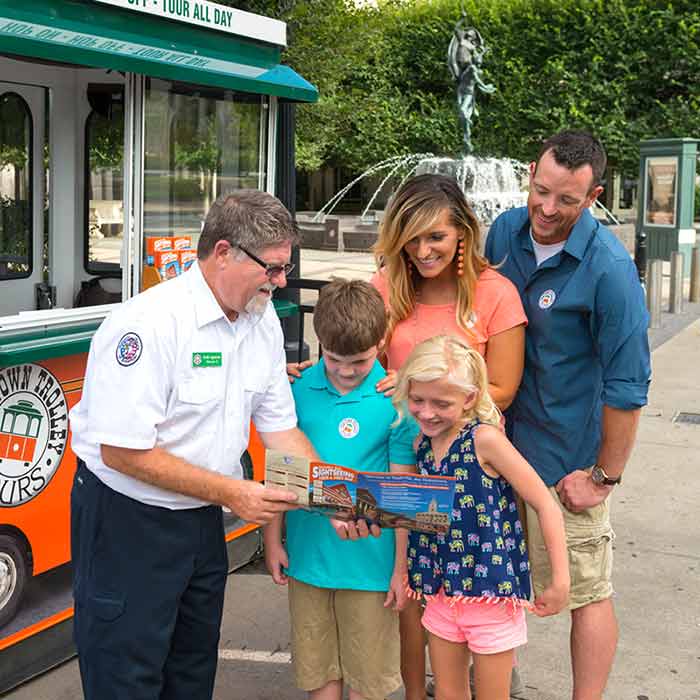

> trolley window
[0,92,32,280]
[84,84,125,274]
[142,79,268,289]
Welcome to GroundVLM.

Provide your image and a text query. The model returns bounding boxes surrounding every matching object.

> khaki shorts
[288,577,401,700]
[526,485,615,610]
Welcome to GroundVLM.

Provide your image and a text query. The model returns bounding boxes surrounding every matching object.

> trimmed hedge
[227,0,700,178]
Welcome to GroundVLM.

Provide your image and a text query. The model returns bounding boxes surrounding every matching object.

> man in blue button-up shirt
[485,131,650,700]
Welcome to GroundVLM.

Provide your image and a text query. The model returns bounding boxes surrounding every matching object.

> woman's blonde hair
[373,174,489,347]
[393,335,501,428]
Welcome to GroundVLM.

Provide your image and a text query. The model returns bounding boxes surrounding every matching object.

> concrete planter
[342,229,377,252]
[299,218,341,250]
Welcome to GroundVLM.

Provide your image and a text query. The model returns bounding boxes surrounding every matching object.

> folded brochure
[265,450,456,534]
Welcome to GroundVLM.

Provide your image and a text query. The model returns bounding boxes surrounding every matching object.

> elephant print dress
[407,419,531,608]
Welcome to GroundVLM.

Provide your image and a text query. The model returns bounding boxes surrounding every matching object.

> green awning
[0,0,318,102]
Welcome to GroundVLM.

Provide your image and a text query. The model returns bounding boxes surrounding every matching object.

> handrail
[591,200,621,226]
[283,277,328,291]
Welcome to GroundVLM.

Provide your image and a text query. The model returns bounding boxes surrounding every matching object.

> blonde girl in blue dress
[393,335,570,700]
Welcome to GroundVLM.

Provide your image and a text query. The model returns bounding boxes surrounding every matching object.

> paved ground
[6,250,700,700]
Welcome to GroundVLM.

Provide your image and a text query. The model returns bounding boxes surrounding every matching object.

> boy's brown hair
[313,278,387,356]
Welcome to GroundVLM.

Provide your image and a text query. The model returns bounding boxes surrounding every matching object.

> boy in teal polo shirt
[264,279,417,700]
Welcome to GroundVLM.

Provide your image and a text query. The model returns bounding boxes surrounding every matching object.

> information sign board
[92,0,286,46]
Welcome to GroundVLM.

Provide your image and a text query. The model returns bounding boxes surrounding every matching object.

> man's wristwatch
[591,465,622,487]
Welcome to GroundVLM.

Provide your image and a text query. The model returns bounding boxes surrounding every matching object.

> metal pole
[647,259,663,329]
[669,252,684,314]
[690,247,700,303]
[274,101,309,363]
[634,225,647,285]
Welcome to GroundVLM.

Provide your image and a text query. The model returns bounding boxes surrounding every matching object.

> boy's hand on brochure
[532,580,570,617]
[286,360,313,384]
[375,369,398,397]
[330,518,381,540]
[264,541,289,586]
[384,571,409,612]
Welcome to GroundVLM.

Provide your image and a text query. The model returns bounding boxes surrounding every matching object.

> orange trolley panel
[247,423,266,482]
[0,355,87,576]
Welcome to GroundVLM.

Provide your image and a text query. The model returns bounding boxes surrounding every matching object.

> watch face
[592,466,619,486]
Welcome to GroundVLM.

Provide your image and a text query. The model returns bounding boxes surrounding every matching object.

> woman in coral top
[370,173,527,700]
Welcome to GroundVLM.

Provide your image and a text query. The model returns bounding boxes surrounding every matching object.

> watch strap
[593,465,621,486]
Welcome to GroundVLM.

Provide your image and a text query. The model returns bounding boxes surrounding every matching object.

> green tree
[174,114,220,210]
[220,0,700,180]
[89,112,124,171]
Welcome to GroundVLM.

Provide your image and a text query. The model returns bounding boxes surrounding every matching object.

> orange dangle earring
[405,253,414,277]
[405,254,419,298]
[456,239,465,276]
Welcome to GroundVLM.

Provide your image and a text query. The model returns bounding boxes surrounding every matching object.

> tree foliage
[221,0,700,177]
[89,112,124,171]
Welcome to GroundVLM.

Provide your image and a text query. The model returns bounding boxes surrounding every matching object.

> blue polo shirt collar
[517,218,534,252]
[519,208,597,268]
[309,358,385,403]
[562,208,597,261]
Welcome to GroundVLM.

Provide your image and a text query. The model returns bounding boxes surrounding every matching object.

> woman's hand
[286,360,312,384]
[375,369,398,397]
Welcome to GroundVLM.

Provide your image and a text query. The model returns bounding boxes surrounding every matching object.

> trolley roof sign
[92,0,287,46]
[0,1,317,101]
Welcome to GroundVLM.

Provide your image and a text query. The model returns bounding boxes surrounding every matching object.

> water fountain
[414,155,527,226]
[306,14,527,246]
[312,153,436,225]
[308,149,527,235]
[413,14,528,225]
[301,13,621,258]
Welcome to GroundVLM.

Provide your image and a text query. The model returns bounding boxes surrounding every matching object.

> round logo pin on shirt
[116,332,143,367]
[338,417,359,439]
[538,289,556,309]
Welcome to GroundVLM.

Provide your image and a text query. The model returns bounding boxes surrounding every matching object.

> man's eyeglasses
[238,245,295,278]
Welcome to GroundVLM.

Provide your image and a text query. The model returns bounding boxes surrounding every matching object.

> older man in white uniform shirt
[69,190,317,700]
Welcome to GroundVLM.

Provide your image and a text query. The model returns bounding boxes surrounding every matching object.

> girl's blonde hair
[393,335,501,428]
[373,174,489,347]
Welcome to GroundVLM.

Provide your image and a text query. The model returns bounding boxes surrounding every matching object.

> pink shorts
[422,591,527,655]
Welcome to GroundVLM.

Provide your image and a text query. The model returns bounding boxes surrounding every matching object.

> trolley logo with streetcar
[0,364,68,507]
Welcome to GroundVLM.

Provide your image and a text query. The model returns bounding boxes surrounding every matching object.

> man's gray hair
[197,189,299,259]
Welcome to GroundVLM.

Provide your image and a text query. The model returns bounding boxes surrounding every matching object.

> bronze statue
[447,15,495,154]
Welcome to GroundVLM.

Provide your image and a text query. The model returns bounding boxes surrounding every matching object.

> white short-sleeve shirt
[69,262,297,509]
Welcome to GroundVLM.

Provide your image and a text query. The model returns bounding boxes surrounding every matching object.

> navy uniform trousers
[71,460,228,700]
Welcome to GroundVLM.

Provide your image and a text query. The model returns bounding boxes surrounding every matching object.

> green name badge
[192,352,222,368]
